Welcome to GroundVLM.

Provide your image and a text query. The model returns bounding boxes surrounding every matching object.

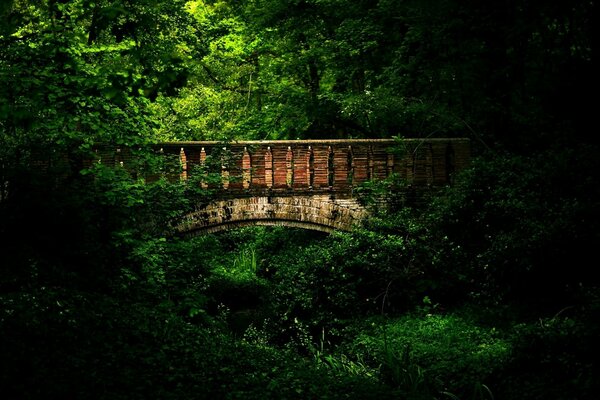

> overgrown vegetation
[1,0,597,399]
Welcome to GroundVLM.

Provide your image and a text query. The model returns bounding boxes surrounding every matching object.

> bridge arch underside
[176,195,368,236]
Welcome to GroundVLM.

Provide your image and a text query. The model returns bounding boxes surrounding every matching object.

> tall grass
[232,248,257,274]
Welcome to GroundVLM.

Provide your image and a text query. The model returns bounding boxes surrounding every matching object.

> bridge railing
[82,138,469,195]
[155,138,470,194]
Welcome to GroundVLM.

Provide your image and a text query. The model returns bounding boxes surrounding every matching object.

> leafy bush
[495,314,599,400]
[261,224,438,349]
[425,147,600,308]
[347,313,510,398]
[0,286,400,400]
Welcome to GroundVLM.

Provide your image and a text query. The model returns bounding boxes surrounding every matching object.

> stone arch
[175,195,368,236]
[183,220,338,235]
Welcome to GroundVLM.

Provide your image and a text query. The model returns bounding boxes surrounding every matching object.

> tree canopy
[2,0,593,147]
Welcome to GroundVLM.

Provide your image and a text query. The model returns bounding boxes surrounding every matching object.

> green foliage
[142,0,595,144]
[0,286,401,400]
[380,342,430,399]
[348,313,510,399]
[495,314,599,400]
[263,231,398,343]
[315,351,377,380]
[425,147,600,307]
[232,247,258,274]
[1,1,597,399]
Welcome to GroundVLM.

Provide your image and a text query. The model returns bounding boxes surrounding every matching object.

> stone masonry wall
[177,195,367,235]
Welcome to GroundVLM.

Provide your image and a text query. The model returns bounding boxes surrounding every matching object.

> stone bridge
[150,138,470,235]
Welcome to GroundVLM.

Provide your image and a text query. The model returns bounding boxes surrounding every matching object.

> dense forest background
[1,1,598,399]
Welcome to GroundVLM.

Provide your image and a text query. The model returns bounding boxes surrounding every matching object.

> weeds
[232,248,257,274]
